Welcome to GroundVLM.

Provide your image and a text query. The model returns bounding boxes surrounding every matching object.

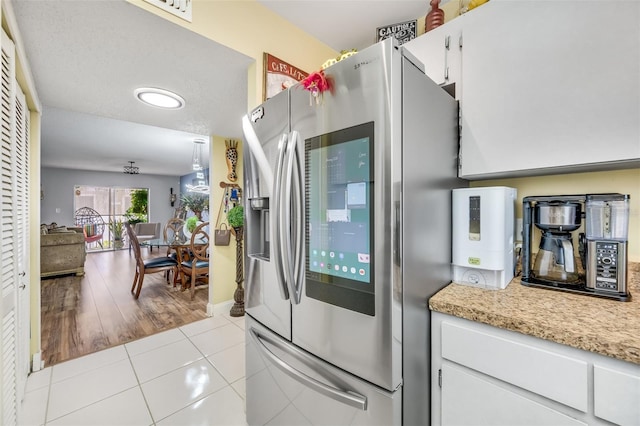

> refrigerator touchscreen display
[305,122,375,316]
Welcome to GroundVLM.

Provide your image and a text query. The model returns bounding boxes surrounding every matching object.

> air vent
[143,0,192,22]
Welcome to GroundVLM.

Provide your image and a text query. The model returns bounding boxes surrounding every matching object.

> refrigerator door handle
[291,131,305,301]
[282,131,303,304]
[272,133,290,300]
[241,115,274,192]
[278,132,295,302]
[250,328,368,411]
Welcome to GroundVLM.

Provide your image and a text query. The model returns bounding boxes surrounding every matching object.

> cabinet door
[594,364,640,425]
[441,363,587,426]
[403,17,463,97]
[459,1,640,178]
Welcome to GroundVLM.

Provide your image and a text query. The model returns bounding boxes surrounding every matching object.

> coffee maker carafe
[532,200,582,283]
[534,232,579,282]
[521,194,630,301]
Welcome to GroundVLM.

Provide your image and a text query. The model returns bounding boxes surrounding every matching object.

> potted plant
[109,219,124,249]
[185,216,199,233]
[183,215,204,241]
[180,193,209,220]
[227,205,244,230]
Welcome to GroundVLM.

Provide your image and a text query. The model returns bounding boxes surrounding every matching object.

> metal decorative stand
[230,226,245,317]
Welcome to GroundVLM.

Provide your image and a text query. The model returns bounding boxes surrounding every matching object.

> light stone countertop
[429,262,640,365]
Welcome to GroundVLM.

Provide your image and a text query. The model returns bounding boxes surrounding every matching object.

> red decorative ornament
[302,70,330,105]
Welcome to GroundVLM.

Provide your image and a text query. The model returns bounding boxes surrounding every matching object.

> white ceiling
[12,0,432,176]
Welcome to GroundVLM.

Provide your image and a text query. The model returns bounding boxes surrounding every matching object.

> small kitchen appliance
[452,187,517,289]
[521,194,630,301]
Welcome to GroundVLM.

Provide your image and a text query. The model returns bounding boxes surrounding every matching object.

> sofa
[40,225,87,278]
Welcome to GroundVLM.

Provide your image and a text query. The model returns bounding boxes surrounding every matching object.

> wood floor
[40,248,209,366]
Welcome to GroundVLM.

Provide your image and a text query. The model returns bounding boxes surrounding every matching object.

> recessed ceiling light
[134,87,185,109]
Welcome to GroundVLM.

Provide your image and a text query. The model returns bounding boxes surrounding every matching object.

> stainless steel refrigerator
[241,38,463,425]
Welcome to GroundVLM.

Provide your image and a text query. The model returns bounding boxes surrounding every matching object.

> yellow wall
[209,136,243,304]
[471,168,640,262]
[29,111,41,357]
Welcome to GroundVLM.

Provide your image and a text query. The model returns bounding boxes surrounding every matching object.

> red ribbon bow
[302,70,330,104]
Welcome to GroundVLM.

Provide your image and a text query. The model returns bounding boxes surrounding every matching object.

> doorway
[73,185,149,251]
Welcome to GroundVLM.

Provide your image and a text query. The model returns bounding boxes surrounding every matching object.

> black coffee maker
[521,194,630,301]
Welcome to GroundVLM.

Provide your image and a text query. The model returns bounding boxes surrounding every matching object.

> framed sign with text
[263,53,308,101]
[376,20,417,45]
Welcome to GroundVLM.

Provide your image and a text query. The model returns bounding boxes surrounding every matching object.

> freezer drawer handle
[250,328,368,411]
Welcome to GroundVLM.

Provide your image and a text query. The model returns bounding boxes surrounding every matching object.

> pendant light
[123,161,139,174]
[192,138,206,171]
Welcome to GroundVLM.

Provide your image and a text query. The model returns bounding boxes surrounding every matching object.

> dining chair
[163,217,185,286]
[125,222,178,299]
[164,218,185,245]
[179,221,210,300]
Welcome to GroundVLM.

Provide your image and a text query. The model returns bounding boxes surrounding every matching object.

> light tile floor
[20,313,247,426]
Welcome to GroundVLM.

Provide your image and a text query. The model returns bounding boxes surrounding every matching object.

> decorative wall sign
[376,20,417,45]
[263,53,308,101]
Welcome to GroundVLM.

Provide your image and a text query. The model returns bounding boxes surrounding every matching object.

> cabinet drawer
[441,321,588,412]
[594,364,640,425]
[442,363,587,426]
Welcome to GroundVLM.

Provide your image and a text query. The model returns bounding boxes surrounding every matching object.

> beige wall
[29,111,41,356]
[471,168,640,262]
[209,135,243,304]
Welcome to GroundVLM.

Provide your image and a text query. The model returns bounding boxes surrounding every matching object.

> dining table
[141,237,208,290]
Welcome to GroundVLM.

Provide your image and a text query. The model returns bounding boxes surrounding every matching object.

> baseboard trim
[32,351,43,372]
[209,299,234,317]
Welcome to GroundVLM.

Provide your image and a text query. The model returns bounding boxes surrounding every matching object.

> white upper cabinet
[404,17,463,98]
[404,1,640,179]
[459,0,640,178]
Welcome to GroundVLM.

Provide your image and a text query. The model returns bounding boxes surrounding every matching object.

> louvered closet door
[0,28,18,426]
[14,79,29,409]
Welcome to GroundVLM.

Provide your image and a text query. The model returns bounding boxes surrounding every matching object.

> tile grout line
[123,343,157,425]
[43,357,140,424]
[42,366,53,425]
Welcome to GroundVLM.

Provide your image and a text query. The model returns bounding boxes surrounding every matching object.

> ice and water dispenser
[247,197,270,260]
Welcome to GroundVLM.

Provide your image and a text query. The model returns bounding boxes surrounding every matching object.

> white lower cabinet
[593,364,640,426]
[441,363,585,426]
[432,312,640,425]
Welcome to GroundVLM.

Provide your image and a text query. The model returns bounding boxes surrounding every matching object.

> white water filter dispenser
[452,187,517,289]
